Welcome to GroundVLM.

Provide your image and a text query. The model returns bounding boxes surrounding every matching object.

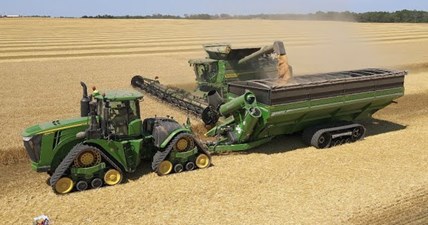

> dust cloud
[288,21,384,75]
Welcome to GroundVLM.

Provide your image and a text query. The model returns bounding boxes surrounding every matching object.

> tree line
[82,10,428,23]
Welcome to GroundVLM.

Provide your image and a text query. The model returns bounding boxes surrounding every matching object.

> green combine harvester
[22,83,211,194]
[131,41,291,123]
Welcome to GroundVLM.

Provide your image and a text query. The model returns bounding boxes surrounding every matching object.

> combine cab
[22,83,211,194]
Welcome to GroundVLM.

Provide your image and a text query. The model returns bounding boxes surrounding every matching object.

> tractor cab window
[126,100,139,121]
[195,62,218,82]
[107,100,139,136]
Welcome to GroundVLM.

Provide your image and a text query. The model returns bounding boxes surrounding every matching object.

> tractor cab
[81,84,144,139]
[94,89,143,138]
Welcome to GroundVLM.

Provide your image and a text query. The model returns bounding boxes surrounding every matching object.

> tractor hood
[22,117,89,137]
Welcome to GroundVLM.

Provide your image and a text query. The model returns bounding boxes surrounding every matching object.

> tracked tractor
[22,82,211,194]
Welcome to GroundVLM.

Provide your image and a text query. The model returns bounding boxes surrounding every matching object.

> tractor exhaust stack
[80,82,90,117]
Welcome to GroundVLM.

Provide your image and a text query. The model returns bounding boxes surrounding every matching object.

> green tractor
[22,82,211,194]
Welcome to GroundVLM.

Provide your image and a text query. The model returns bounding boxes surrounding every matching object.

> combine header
[131,76,207,117]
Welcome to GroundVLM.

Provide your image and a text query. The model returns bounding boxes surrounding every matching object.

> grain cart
[203,68,406,151]
[22,83,211,194]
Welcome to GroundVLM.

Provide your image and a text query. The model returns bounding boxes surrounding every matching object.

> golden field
[0,18,427,224]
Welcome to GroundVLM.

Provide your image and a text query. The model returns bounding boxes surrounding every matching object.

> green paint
[207,86,404,152]
[159,128,191,148]
[128,119,142,136]
[22,117,89,137]
[71,163,106,180]
[94,89,143,101]
[170,148,198,163]
[208,137,273,153]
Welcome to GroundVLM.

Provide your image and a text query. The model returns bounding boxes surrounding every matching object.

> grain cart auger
[131,41,292,125]
[204,68,406,152]
[22,82,211,194]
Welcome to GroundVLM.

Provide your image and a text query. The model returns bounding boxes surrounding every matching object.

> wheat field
[0,18,427,224]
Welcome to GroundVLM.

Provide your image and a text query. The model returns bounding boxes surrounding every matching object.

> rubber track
[193,137,212,162]
[311,123,365,148]
[151,133,212,171]
[151,140,174,171]
[151,133,191,171]
[302,121,351,145]
[50,143,123,187]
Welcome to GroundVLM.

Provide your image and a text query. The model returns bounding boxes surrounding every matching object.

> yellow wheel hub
[80,152,94,165]
[195,154,210,169]
[74,149,101,168]
[104,169,122,186]
[157,160,173,176]
[176,138,189,152]
[54,177,74,194]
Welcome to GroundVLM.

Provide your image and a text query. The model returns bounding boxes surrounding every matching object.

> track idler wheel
[315,132,332,149]
[76,180,89,191]
[174,163,184,173]
[351,126,365,141]
[195,154,211,169]
[157,160,173,176]
[91,178,103,189]
[54,177,74,194]
[185,162,195,171]
[104,169,123,186]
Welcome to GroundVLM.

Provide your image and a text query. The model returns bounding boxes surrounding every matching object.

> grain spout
[277,54,292,84]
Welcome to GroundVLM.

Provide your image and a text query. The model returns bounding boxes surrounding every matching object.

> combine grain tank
[205,68,406,152]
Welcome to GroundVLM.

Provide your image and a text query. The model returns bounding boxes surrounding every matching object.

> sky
[1,0,428,17]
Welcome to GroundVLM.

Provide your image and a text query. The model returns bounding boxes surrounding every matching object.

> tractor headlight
[23,136,32,142]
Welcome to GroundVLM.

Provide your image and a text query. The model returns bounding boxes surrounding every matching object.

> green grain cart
[22,83,211,194]
[203,68,406,151]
